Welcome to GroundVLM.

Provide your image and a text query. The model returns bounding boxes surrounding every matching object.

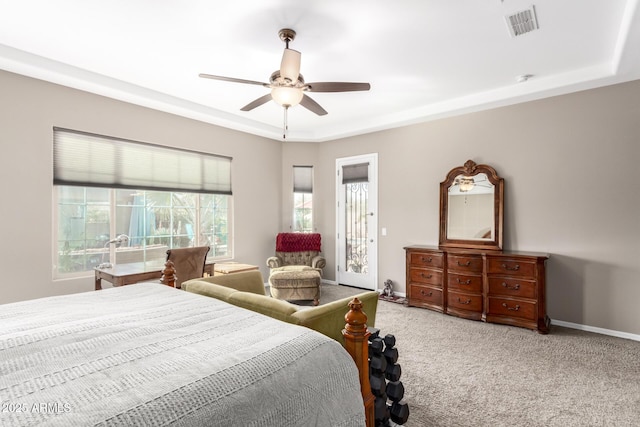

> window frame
[292,166,314,233]
[53,186,233,279]
[52,128,234,280]
[293,192,314,233]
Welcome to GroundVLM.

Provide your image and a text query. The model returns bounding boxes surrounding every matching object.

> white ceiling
[1,0,639,142]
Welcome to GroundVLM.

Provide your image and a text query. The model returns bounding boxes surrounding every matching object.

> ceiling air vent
[505,5,539,37]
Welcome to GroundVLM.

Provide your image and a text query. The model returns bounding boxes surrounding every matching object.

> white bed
[0,283,365,426]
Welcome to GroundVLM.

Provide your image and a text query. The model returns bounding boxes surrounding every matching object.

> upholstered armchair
[267,233,326,276]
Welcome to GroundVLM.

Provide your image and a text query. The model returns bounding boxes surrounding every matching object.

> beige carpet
[316,284,640,427]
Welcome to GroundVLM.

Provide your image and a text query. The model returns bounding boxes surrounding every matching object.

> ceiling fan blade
[280,48,301,83]
[199,73,268,87]
[305,82,371,92]
[300,94,328,116]
[240,94,273,111]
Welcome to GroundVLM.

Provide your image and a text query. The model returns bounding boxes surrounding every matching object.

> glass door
[336,154,378,290]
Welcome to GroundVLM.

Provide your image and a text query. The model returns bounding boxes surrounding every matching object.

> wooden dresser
[405,245,549,333]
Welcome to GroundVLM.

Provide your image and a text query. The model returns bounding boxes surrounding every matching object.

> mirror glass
[447,173,494,241]
[439,160,503,250]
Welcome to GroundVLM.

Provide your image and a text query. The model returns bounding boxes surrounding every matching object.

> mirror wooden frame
[439,160,504,250]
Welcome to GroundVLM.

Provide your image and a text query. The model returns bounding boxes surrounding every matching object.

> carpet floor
[313,284,640,427]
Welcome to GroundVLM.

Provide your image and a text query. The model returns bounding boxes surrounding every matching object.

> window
[293,166,313,232]
[55,187,231,277]
[293,192,313,233]
[53,128,232,278]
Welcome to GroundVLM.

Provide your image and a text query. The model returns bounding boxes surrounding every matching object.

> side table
[214,262,259,276]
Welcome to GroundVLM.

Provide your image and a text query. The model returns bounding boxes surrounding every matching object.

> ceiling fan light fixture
[459,177,475,192]
[271,86,304,107]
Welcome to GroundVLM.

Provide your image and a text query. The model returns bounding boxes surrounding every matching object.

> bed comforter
[0,283,365,426]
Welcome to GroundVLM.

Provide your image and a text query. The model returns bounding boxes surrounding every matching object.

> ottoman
[269,269,321,306]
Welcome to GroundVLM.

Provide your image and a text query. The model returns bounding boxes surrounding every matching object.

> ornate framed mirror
[439,160,504,250]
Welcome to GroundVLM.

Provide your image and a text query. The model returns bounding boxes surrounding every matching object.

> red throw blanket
[276,233,321,252]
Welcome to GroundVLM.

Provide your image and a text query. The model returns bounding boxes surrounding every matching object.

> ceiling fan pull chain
[283,106,289,139]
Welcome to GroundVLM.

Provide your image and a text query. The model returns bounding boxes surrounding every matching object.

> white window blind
[342,162,369,184]
[293,165,313,193]
[53,128,232,194]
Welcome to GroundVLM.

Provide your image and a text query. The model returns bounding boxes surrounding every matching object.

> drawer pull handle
[456,278,472,285]
[420,290,433,297]
[421,256,433,263]
[502,302,520,311]
[501,282,520,290]
[420,273,433,279]
[501,263,520,271]
[457,297,472,305]
[457,260,471,267]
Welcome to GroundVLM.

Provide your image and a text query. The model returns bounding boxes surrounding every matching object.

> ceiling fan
[199,28,371,137]
[452,176,493,193]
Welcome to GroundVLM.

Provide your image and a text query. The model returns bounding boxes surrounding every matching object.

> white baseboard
[383,290,406,297]
[321,280,406,297]
[550,319,640,342]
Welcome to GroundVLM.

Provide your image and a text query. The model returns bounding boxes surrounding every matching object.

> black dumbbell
[383,346,398,364]
[374,394,390,422]
[386,380,404,402]
[368,327,380,341]
[389,400,410,425]
[385,362,401,382]
[369,337,383,355]
[370,354,388,373]
[383,334,396,348]
[369,373,387,396]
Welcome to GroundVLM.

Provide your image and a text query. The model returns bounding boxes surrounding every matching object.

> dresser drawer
[410,284,443,306]
[447,254,483,273]
[409,268,443,286]
[448,272,483,293]
[487,257,536,278]
[447,290,483,312]
[409,252,444,268]
[488,277,536,299]
[487,297,536,321]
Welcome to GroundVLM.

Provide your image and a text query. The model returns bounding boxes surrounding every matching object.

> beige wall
[0,70,281,303]
[2,69,639,336]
